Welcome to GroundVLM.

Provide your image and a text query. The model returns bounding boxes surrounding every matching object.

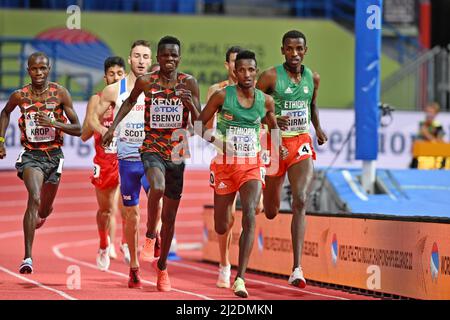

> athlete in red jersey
[81,56,129,271]
[103,36,201,292]
[0,52,81,274]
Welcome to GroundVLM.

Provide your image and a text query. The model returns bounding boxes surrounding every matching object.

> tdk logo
[125,123,144,129]
[154,106,180,113]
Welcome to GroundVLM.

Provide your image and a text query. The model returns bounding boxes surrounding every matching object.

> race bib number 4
[150,105,183,129]
[298,142,312,157]
[281,107,308,132]
[25,112,56,143]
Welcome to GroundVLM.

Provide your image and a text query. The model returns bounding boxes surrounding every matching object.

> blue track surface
[326,169,450,218]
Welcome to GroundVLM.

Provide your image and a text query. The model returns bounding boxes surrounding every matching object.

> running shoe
[216,264,231,288]
[19,258,33,274]
[109,243,118,260]
[96,247,110,272]
[288,266,307,288]
[120,242,131,265]
[154,233,161,258]
[140,238,156,262]
[232,277,248,298]
[36,217,46,229]
[128,267,143,289]
[153,260,171,292]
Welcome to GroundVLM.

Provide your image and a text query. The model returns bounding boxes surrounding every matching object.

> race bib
[119,122,145,144]
[281,107,309,132]
[298,142,312,157]
[25,112,56,143]
[150,105,183,129]
[104,136,118,154]
[226,127,257,158]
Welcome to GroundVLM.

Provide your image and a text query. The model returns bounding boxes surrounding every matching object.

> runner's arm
[80,94,100,141]
[205,83,220,130]
[102,76,144,147]
[311,72,327,145]
[180,77,201,124]
[0,91,21,159]
[90,84,117,136]
[195,89,226,151]
[32,88,82,136]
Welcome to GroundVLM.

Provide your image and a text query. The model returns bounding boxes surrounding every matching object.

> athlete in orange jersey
[81,56,129,270]
[0,52,81,274]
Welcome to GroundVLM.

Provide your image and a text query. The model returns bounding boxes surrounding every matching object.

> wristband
[0,137,4,143]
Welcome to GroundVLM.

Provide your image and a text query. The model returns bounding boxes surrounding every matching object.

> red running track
[0,169,375,300]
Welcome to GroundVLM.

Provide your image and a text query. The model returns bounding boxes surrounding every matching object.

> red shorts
[265,134,316,177]
[210,157,266,195]
[90,156,119,190]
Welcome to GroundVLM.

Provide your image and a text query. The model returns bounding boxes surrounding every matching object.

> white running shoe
[120,243,131,265]
[109,243,118,260]
[216,264,231,288]
[288,266,306,288]
[96,247,110,272]
[19,258,33,274]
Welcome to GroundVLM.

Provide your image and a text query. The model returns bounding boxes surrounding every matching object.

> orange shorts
[265,134,316,177]
[90,156,119,190]
[210,157,266,195]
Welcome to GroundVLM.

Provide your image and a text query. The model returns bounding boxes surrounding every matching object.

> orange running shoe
[153,260,171,292]
[140,238,156,262]
[128,267,143,289]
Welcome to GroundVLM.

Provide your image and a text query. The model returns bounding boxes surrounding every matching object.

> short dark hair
[282,30,307,46]
[158,36,181,53]
[225,46,243,62]
[104,56,125,74]
[235,50,257,67]
[28,52,49,66]
[130,40,151,53]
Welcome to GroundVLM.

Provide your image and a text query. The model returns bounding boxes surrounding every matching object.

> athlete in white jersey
[93,40,161,288]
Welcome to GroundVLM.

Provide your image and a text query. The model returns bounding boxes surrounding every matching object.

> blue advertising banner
[355,0,382,160]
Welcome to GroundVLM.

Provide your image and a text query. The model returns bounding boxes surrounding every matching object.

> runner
[80,56,130,268]
[256,30,328,288]
[205,45,242,289]
[197,50,284,298]
[103,35,201,292]
[93,40,161,287]
[0,52,81,274]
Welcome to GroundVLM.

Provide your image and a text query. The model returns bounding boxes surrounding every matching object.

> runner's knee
[27,194,41,210]
[292,193,307,213]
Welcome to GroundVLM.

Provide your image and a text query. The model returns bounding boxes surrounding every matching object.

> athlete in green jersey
[256,30,328,289]
[197,50,284,298]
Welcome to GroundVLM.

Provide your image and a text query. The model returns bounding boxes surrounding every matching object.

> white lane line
[342,170,368,201]
[0,265,77,300]
[52,239,213,300]
[168,261,349,300]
